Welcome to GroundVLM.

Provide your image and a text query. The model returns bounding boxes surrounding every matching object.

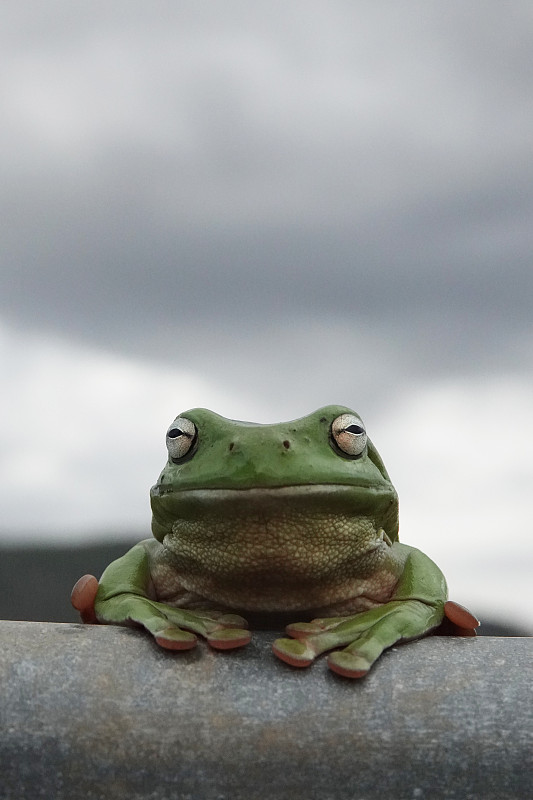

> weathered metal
[0,621,531,799]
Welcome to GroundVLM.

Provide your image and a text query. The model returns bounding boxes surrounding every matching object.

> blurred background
[1,1,531,632]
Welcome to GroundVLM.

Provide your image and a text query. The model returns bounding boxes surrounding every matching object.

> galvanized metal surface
[0,621,531,799]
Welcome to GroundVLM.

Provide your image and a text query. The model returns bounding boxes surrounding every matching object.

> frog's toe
[285,617,344,638]
[327,649,371,679]
[285,622,320,639]
[443,600,479,635]
[206,627,252,650]
[214,613,249,629]
[154,626,198,650]
[272,636,316,668]
[70,574,99,624]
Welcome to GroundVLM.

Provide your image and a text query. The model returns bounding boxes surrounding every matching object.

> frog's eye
[166,417,197,461]
[331,414,367,457]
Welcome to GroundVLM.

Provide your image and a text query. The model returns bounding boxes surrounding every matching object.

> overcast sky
[1,2,532,629]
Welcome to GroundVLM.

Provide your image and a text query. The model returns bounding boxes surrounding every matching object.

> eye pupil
[345,425,363,435]
[167,428,182,439]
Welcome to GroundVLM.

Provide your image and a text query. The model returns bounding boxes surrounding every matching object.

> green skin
[91,405,450,678]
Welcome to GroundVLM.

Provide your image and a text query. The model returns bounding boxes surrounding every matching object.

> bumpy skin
[72,405,478,678]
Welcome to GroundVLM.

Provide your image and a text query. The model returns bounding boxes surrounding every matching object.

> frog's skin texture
[72,405,479,678]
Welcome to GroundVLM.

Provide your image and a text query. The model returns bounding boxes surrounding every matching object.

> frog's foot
[273,599,444,679]
[157,611,252,652]
[71,572,251,650]
[95,593,251,652]
[71,574,99,624]
[141,607,252,652]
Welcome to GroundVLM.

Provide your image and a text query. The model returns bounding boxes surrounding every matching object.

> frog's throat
[155,519,401,614]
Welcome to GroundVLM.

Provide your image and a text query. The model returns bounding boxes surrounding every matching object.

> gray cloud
[1,0,532,397]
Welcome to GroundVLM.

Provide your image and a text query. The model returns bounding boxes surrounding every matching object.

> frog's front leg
[273,544,460,678]
[72,541,251,651]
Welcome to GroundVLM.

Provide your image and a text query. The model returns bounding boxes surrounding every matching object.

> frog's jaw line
[151,483,394,501]
[150,484,399,545]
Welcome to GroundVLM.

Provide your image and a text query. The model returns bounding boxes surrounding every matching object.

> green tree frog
[72,406,478,678]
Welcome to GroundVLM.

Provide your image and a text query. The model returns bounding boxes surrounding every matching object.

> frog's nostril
[283,440,290,449]
[229,442,235,451]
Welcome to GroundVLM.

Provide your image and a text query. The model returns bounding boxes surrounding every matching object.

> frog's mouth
[150,483,398,551]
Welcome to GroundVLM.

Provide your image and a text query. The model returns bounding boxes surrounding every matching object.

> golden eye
[331,413,367,456]
[165,417,197,460]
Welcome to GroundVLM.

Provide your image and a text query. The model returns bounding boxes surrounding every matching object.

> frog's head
[149,406,399,611]
[150,405,398,546]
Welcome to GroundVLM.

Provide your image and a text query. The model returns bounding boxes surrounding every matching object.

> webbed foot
[71,571,251,651]
[273,598,479,678]
[273,600,439,678]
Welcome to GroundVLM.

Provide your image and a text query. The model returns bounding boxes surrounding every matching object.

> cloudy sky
[1,2,532,629]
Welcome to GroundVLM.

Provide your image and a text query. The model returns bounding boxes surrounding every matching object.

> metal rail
[1,621,531,799]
